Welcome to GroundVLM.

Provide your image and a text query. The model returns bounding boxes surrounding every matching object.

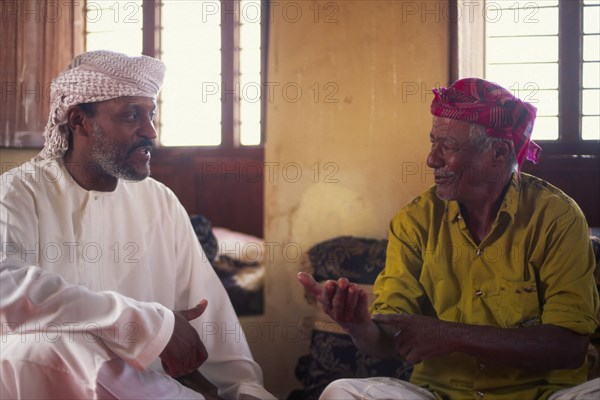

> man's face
[426,116,497,202]
[87,97,157,181]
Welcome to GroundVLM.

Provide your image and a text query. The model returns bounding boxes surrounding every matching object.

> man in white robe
[0,50,275,400]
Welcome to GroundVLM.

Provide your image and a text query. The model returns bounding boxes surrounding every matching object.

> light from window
[239,0,262,146]
[582,1,600,140]
[85,1,143,56]
[160,0,222,146]
[485,1,559,140]
[84,0,263,147]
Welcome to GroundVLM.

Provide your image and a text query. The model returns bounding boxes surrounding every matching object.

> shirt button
[476,248,482,256]
[475,289,483,297]
[476,391,484,398]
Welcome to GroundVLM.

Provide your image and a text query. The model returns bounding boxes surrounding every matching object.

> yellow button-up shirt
[371,173,599,400]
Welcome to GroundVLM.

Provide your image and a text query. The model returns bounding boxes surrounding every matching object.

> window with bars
[85,0,265,148]
[455,0,599,154]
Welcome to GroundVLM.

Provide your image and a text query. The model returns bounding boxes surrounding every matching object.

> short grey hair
[469,123,518,172]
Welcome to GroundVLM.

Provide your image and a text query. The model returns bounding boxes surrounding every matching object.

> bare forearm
[449,322,589,370]
[346,320,397,358]
[373,314,590,370]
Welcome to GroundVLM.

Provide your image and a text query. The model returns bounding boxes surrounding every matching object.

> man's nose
[138,116,157,140]
[427,145,444,169]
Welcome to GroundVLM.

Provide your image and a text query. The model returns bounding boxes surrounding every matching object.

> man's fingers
[297,272,322,295]
[343,284,359,322]
[356,289,369,310]
[180,299,208,321]
[331,278,349,321]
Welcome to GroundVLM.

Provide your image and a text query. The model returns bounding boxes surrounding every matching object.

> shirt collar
[445,172,521,222]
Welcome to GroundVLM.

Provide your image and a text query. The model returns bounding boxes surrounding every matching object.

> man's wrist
[345,321,379,348]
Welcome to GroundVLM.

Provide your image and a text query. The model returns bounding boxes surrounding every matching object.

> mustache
[434,170,456,178]
[127,139,155,155]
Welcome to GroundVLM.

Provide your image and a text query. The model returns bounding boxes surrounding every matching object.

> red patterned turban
[431,78,541,167]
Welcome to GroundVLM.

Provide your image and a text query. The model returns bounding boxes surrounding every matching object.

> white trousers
[320,377,600,400]
[0,334,203,399]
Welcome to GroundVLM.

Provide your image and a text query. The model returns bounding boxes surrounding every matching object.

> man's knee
[549,378,600,400]
[321,378,363,399]
[320,377,435,400]
[1,332,115,390]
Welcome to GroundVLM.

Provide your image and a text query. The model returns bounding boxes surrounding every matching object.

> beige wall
[1,1,450,397]
[0,149,40,173]
[253,1,450,397]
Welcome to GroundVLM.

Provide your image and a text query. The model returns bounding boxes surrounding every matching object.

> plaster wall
[255,1,450,396]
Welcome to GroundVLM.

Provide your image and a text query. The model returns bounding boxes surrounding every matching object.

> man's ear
[492,140,511,162]
[67,106,93,137]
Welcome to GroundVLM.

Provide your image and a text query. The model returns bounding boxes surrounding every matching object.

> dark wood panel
[523,156,600,228]
[150,147,264,237]
[150,147,597,237]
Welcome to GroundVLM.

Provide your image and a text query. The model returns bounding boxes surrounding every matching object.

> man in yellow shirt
[298,78,599,399]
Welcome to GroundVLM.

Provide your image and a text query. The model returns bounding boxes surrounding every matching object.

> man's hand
[372,314,455,364]
[297,272,371,334]
[160,300,209,378]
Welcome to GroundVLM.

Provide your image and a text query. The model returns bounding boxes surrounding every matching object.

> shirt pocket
[494,279,541,328]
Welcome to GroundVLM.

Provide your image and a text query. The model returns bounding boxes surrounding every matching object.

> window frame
[450,0,600,157]
[139,0,268,157]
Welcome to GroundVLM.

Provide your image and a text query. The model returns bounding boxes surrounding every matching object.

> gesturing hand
[297,272,371,333]
[160,299,208,378]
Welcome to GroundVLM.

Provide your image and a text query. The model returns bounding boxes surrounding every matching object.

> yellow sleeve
[370,211,429,316]
[538,208,599,335]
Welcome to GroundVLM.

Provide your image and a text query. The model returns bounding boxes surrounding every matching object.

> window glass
[582,3,600,140]
[85,1,143,55]
[85,0,264,147]
[161,0,222,146]
[485,2,559,140]
[239,0,262,146]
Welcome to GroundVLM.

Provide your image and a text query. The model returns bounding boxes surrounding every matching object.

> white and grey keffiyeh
[40,50,165,159]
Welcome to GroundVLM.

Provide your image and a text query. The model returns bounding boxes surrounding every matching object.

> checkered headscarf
[40,50,165,159]
[431,78,541,167]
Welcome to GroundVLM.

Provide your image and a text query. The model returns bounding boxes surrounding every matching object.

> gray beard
[89,126,149,182]
[435,186,458,201]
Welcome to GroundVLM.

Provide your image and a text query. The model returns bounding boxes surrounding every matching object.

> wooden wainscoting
[149,147,264,238]
[523,155,600,228]
[149,147,597,237]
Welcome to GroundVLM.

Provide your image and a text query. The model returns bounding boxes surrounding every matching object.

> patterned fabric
[190,214,219,263]
[40,50,166,159]
[289,330,413,400]
[431,78,540,168]
[292,236,412,400]
[190,215,264,316]
[307,236,388,284]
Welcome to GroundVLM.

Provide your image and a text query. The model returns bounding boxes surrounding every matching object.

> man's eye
[443,144,458,152]
[125,113,137,121]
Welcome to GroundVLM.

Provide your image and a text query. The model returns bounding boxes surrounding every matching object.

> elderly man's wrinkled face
[426,116,497,202]
[88,97,157,181]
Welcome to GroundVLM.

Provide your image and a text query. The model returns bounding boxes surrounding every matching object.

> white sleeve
[170,198,276,400]
[0,262,175,371]
[1,167,174,371]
